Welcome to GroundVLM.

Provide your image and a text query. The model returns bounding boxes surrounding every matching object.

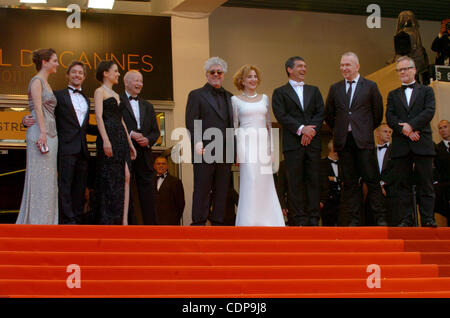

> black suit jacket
[325,77,383,151]
[320,158,341,203]
[435,141,450,185]
[154,174,185,225]
[375,144,395,186]
[272,83,324,152]
[185,83,234,162]
[121,93,160,171]
[386,84,436,158]
[54,88,96,158]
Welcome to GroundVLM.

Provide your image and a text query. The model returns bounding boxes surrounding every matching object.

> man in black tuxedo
[121,70,160,225]
[320,140,341,226]
[434,120,450,224]
[368,124,397,225]
[325,52,387,226]
[185,57,234,225]
[272,56,324,226]
[386,56,437,227]
[153,156,185,225]
[23,61,96,224]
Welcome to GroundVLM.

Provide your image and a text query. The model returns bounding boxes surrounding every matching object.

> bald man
[121,70,160,225]
[434,120,450,224]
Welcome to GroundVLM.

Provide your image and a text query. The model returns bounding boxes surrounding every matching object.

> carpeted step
[0,251,425,266]
[0,264,440,280]
[0,238,409,253]
[1,277,450,296]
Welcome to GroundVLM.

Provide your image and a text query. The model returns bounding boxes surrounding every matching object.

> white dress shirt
[126,91,140,130]
[376,143,389,173]
[403,81,415,106]
[443,139,450,151]
[289,80,305,135]
[68,86,88,126]
[346,74,360,131]
[329,157,338,178]
[156,172,168,191]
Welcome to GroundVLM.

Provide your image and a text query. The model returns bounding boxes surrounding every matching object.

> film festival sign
[0,8,173,100]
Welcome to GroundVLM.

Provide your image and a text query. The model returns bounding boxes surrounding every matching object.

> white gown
[232,94,285,226]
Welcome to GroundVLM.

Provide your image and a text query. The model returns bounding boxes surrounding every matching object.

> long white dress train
[232,94,285,226]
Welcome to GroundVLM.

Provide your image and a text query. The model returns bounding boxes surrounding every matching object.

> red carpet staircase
[1,225,450,297]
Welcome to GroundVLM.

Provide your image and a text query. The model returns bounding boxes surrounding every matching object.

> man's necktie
[346,80,355,108]
[378,144,388,151]
[129,96,139,101]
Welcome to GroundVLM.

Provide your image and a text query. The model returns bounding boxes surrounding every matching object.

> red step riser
[0,238,410,253]
[0,251,424,266]
[2,278,450,295]
[0,265,440,280]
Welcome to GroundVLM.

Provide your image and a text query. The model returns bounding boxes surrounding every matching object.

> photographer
[431,20,450,66]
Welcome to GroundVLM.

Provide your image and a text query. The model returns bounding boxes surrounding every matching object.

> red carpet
[0,225,450,297]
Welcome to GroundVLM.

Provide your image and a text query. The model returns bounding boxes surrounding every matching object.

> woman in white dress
[232,64,285,226]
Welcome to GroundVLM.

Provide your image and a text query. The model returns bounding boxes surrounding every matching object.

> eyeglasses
[396,66,414,73]
[208,70,224,76]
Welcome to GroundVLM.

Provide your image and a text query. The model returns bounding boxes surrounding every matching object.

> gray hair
[396,55,416,68]
[204,57,228,73]
[341,52,360,64]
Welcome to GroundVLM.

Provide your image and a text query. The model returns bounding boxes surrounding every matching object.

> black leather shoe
[377,218,388,226]
[397,222,411,227]
[422,220,437,228]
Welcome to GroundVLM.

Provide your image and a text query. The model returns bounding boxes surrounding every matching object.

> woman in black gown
[95,61,136,225]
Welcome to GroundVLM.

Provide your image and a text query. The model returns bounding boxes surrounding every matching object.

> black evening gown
[96,97,131,224]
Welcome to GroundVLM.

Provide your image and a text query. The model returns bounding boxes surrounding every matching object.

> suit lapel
[350,78,363,109]
[408,85,420,110]
[303,85,311,112]
[123,95,138,127]
[201,85,225,120]
[397,88,409,110]
[381,146,391,172]
[80,93,90,128]
[63,89,81,128]
[284,83,303,111]
[138,99,146,130]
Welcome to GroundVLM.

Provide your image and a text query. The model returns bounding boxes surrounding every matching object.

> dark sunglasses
[209,70,224,75]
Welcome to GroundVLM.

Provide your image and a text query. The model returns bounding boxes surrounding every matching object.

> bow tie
[378,144,388,150]
[402,83,415,90]
[212,87,225,96]
[68,87,82,94]
[129,96,139,101]
[292,81,304,87]
[157,173,167,179]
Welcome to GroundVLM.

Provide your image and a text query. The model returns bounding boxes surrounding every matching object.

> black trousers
[391,153,435,225]
[192,162,231,225]
[130,152,156,225]
[284,147,321,226]
[58,152,89,224]
[338,133,387,225]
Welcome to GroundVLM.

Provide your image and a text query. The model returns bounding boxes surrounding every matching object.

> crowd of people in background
[15,48,450,228]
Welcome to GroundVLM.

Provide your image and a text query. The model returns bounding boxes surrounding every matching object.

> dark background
[0,8,173,100]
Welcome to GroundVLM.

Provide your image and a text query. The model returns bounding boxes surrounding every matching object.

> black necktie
[346,80,355,108]
[157,173,167,180]
[68,87,81,94]
[212,87,225,96]
[129,96,138,101]
[378,144,388,150]
[402,83,415,90]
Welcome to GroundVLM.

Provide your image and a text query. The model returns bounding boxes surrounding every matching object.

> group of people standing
[16,48,443,228]
[17,48,161,225]
[186,52,440,227]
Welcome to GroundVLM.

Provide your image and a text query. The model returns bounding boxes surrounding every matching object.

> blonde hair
[232,64,262,91]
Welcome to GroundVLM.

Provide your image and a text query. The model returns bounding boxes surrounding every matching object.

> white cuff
[297,125,304,136]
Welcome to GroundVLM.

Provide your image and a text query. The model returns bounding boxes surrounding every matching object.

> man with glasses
[386,56,437,227]
[185,57,234,225]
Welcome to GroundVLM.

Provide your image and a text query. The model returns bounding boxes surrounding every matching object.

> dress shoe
[377,218,388,226]
[397,222,411,227]
[422,219,437,228]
